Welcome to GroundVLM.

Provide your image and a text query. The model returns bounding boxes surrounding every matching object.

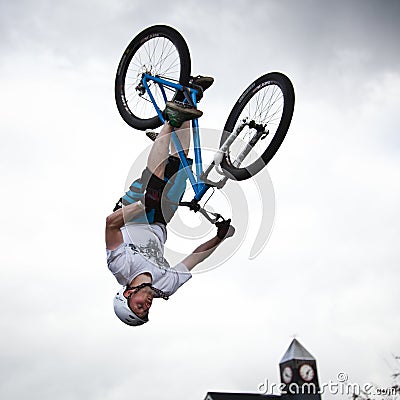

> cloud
[0,1,399,399]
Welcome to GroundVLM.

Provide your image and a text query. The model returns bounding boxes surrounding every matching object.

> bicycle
[115,25,295,224]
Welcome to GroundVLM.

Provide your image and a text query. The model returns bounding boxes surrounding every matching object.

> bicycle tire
[115,25,191,131]
[220,72,295,180]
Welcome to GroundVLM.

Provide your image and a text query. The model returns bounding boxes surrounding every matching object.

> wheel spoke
[122,35,183,119]
[229,82,285,169]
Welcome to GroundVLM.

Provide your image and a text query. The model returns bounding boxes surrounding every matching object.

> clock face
[299,363,315,382]
[282,366,293,384]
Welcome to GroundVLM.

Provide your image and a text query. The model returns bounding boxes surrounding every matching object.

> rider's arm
[181,223,235,271]
[181,236,223,272]
[105,202,145,250]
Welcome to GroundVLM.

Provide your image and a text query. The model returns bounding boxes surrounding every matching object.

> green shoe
[165,101,203,128]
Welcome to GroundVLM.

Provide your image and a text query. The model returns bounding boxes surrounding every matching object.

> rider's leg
[119,104,199,223]
[170,121,190,157]
[146,122,173,179]
[160,121,192,223]
[141,121,190,225]
[147,119,191,179]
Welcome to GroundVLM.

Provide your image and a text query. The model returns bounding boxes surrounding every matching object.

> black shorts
[115,156,191,225]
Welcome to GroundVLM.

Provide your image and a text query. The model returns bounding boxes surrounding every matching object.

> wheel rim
[226,82,285,170]
[123,36,183,120]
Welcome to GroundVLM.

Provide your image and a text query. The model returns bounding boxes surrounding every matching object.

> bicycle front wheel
[220,72,295,180]
[115,25,191,131]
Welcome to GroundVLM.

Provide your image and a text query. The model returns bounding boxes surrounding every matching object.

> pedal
[189,83,204,102]
[146,130,158,141]
[135,82,146,96]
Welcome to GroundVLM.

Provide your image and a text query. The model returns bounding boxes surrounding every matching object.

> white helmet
[113,286,148,326]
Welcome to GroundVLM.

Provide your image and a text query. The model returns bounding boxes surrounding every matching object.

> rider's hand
[216,219,235,240]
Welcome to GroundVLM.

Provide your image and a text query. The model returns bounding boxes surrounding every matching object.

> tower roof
[280,339,315,364]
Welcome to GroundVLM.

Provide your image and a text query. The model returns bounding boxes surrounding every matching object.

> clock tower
[279,339,321,400]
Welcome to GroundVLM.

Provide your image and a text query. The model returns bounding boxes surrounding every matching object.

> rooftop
[205,393,280,400]
[280,339,315,364]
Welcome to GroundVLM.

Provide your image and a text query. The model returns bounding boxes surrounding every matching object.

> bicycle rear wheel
[115,25,191,131]
[220,72,295,180]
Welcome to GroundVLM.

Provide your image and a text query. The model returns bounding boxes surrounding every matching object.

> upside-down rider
[105,76,235,326]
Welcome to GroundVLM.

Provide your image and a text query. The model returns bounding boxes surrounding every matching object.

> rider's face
[126,286,154,318]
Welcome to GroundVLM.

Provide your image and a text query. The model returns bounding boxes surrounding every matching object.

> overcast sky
[1,1,399,400]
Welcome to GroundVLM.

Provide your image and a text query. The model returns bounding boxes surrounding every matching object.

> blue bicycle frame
[142,73,210,202]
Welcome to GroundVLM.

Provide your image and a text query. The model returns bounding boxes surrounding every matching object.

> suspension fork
[232,121,269,167]
[201,120,268,186]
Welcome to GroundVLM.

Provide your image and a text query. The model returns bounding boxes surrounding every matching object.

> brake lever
[198,207,222,224]
[179,201,225,225]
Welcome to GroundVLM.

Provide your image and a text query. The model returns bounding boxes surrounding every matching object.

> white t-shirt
[121,222,168,267]
[106,223,191,296]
